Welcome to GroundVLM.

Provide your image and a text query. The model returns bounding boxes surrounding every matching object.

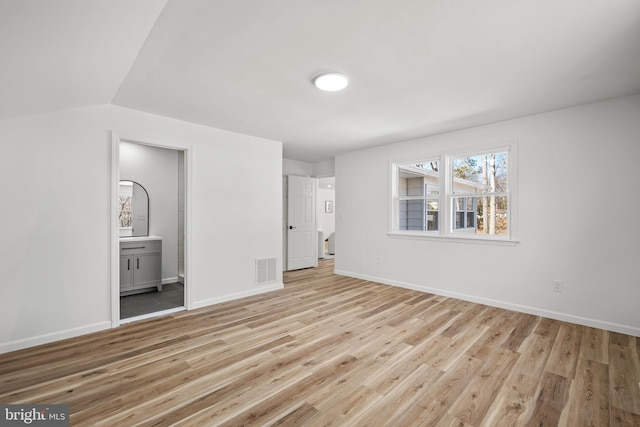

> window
[451,150,510,236]
[119,182,133,229]
[119,195,133,228]
[391,145,515,242]
[397,161,440,232]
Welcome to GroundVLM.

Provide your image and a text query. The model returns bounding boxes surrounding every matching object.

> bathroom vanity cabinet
[120,236,162,295]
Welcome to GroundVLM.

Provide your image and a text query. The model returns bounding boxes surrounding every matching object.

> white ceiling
[0,0,166,119]
[2,0,639,162]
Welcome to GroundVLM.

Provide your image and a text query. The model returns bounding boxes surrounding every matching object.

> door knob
[289,225,296,229]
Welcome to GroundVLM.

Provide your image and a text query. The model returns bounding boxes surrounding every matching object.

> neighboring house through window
[398,160,440,232]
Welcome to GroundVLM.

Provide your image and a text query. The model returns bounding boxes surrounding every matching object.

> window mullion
[442,154,452,237]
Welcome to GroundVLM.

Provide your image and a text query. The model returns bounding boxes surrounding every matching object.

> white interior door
[287,175,317,270]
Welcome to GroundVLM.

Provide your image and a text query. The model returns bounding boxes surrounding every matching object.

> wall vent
[255,257,277,284]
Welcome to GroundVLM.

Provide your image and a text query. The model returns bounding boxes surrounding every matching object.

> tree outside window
[119,195,133,228]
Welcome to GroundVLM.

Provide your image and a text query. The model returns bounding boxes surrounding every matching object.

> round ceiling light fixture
[313,72,349,91]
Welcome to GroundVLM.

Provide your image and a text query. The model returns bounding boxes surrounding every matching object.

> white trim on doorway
[119,306,187,325]
[110,132,193,328]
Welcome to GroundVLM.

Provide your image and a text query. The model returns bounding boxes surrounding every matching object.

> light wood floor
[1,259,639,426]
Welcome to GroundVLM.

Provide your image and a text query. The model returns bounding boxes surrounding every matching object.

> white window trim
[389,142,519,245]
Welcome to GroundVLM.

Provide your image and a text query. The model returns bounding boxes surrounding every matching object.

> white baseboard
[3,282,284,354]
[334,269,640,337]
[120,307,186,324]
[162,277,180,285]
[0,321,112,354]
[192,282,284,310]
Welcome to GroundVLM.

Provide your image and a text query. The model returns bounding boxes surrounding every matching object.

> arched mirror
[119,180,149,237]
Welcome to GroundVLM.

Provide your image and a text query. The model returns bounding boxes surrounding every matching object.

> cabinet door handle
[123,246,145,250]
[127,259,130,270]
[137,258,140,269]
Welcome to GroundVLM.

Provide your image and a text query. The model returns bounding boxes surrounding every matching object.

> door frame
[110,132,193,328]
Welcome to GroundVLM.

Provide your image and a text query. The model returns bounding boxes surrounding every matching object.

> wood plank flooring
[1,259,639,426]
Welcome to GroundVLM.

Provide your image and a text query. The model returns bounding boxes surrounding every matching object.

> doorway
[316,177,335,259]
[283,175,335,271]
[111,134,191,326]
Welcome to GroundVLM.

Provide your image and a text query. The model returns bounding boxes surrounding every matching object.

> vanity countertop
[119,235,162,242]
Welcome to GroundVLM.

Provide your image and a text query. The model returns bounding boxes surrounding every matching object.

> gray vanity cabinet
[119,237,162,295]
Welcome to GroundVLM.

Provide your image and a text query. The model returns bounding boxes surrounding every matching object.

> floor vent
[255,257,277,284]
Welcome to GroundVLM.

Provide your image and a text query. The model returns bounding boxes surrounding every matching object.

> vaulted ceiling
[2,0,639,162]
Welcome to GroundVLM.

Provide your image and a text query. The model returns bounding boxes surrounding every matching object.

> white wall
[0,104,283,352]
[120,141,179,282]
[283,157,335,178]
[317,186,335,236]
[312,158,335,177]
[283,158,312,176]
[335,93,640,336]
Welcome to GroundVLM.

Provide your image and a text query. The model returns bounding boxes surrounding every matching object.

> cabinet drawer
[120,240,162,255]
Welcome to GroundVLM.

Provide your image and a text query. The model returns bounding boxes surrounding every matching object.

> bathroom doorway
[111,134,190,325]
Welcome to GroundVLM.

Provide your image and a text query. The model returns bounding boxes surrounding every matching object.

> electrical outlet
[552,280,563,292]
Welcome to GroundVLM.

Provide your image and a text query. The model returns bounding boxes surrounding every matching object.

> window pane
[425,183,439,197]
[451,195,508,235]
[476,196,509,235]
[466,212,475,228]
[398,199,424,231]
[399,176,424,196]
[427,211,438,231]
[415,161,439,173]
[452,197,464,229]
[398,161,439,196]
[398,200,410,230]
[427,197,438,231]
[119,195,132,227]
[452,151,508,195]
[406,177,424,196]
[399,178,408,197]
[399,198,440,232]
[397,159,440,232]
[455,212,464,229]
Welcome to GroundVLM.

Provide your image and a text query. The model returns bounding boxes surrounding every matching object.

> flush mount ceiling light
[313,72,349,91]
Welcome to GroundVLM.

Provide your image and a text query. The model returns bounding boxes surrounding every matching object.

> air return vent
[255,257,277,284]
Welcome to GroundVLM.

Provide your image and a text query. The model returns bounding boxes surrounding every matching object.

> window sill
[388,231,520,246]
